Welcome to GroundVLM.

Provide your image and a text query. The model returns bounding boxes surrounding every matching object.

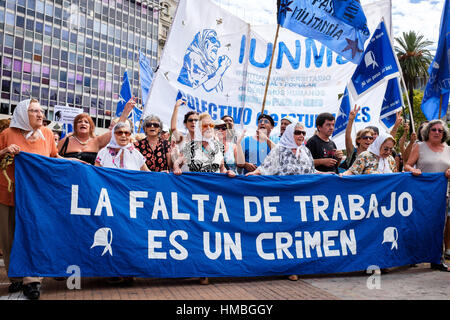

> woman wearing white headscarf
[343,131,397,175]
[0,99,62,299]
[246,122,324,176]
[95,122,149,171]
[246,122,330,281]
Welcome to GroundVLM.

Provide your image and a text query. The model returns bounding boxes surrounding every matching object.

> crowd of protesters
[0,97,449,299]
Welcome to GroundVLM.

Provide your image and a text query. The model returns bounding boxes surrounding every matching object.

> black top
[305,134,339,173]
[59,136,97,165]
[63,152,97,165]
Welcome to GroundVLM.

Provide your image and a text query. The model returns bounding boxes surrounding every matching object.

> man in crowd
[306,112,343,174]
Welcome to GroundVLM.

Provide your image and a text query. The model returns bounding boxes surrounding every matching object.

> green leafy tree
[395,31,433,116]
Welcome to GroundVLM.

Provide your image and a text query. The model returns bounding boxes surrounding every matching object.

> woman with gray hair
[95,121,149,171]
[134,115,172,172]
[404,119,450,271]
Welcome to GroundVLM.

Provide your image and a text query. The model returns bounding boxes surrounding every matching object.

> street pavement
[1,258,450,300]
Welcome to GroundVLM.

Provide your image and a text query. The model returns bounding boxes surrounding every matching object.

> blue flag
[132,107,144,134]
[421,0,449,120]
[380,78,403,129]
[277,0,370,64]
[116,71,132,117]
[333,87,351,137]
[350,20,400,97]
[59,123,73,139]
[139,50,154,110]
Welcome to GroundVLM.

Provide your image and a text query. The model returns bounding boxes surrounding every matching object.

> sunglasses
[145,122,160,128]
[187,118,198,123]
[202,123,215,129]
[431,128,444,133]
[114,130,131,136]
[361,136,374,140]
[294,130,306,136]
[215,126,227,131]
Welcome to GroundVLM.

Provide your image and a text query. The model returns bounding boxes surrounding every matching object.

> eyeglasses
[145,122,160,128]
[361,136,374,140]
[28,109,44,115]
[431,128,444,133]
[294,130,306,136]
[114,130,131,136]
[382,147,394,152]
[258,119,270,124]
[187,118,198,123]
[202,123,215,129]
[215,126,227,131]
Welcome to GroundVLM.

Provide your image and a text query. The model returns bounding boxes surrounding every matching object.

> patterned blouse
[181,140,224,173]
[348,151,397,175]
[258,145,317,176]
[134,138,171,172]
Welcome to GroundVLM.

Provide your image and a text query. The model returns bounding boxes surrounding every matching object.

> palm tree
[395,31,433,116]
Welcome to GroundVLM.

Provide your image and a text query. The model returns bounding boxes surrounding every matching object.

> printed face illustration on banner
[177,29,232,93]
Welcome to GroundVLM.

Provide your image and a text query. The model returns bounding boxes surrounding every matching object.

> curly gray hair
[143,115,163,136]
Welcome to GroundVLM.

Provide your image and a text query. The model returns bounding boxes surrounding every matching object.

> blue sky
[211,0,445,51]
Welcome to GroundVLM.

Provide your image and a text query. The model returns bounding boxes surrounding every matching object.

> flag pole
[382,17,416,133]
[261,23,280,114]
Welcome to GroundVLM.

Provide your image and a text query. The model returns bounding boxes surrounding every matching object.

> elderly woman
[246,122,327,177]
[173,112,234,285]
[0,99,71,299]
[135,115,172,172]
[404,119,450,272]
[173,113,235,177]
[95,122,149,172]
[342,131,397,176]
[246,122,330,281]
[58,97,137,164]
[95,121,148,284]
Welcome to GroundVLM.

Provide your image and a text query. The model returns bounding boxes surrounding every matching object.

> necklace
[73,135,91,145]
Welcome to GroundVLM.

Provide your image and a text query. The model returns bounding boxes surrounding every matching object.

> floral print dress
[134,138,171,172]
[348,151,397,175]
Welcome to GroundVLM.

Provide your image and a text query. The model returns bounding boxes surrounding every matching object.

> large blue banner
[9,152,448,278]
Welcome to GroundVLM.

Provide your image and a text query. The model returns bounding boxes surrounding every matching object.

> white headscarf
[278,123,304,158]
[106,122,133,168]
[9,99,45,140]
[367,131,394,173]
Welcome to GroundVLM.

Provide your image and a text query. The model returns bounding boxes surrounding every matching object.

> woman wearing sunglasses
[173,113,235,177]
[173,113,235,285]
[214,119,245,174]
[95,122,149,171]
[342,105,375,170]
[245,122,328,177]
[404,119,450,272]
[342,131,397,176]
[135,115,172,172]
[246,122,330,281]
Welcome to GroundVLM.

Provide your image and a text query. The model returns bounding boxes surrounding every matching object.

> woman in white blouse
[95,121,149,171]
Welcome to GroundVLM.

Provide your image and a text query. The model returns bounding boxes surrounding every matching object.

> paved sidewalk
[1,258,450,300]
